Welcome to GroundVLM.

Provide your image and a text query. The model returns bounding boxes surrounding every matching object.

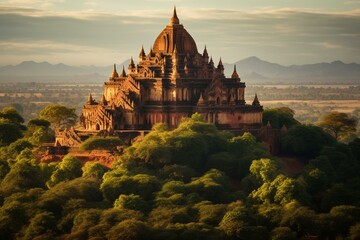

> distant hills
[224,57,360,84]
[0,57,359,84]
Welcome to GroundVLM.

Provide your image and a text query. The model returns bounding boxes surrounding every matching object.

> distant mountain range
[224,57,360,84]
[0,57,359,84]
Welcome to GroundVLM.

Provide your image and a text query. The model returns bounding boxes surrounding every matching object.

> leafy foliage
[263,107,300,129]
[0,111,359,239]
[280,124,335,158]
[80,136,124,151]
[39,104,77,128]
[46,155,82,188]
[318,111,358,141]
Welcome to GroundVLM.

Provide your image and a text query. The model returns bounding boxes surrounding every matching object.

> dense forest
[0,106,359,240]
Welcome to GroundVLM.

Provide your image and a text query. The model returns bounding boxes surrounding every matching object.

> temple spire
[203,45,209,62]
[148,46,153,57]
[252,93,260,106]
[170,6,180,25]
[128,57,135,70]
[87,93,95,105]
[218,58,223,68]
[139,45,146,60]
[217,57,224,73]
[231,64,239,79]
[110,64,119,79]
[203,45,208,56]
[209,56,214,68]
[100,94,107,105]
[120,66,127,78]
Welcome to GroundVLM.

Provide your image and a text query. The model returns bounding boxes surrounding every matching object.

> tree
[280,125,335,158]
[46,155,82,188]
[0,201,28,239]
[23,212,56,240]
[100,174,160,203]
[70,209,102,238]
[1,155,44,195]
[270,227,296,240]
[227,132,271,179]
[263,107,300,129]
[80,136,124,151]
[219,205,266,239]
[280,201,317,237]
[1,139,32,162]
[328,205,360,237]
[250,158,282,183]
[349,223,360,240]
[148,205,197,228]
[196,202,227,225]
[106,219,150,240]
[159,164,198,182]
[0,107,24,124]
[27,118,51,128]
[0,121,24,146]
[39,104,77,128]
[113,194,148,212]
[28,127,54,145]
[349,138,360,162]
[304,168,329,194]
[318,111,358,141]
[26,118,54,145]
[82,161,110,179]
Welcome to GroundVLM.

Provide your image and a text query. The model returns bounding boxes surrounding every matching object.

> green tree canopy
[280,125,335,158]
[23,212,56,240]
[113,194,148,212]
[80,136,124,151]
[106,219,150,240]
[27,118,51,128]
[0,107,26,146]
[0,121,24,146]
[46,155,82,188]
[349,223,360,240]
[318,111,358,142]
[1,154,44,195]
[39,104,77,128]
[82,161,110,179]
[263,107,300,129]
[0,107,24,124]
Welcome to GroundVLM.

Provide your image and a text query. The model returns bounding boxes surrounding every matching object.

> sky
[0,0,359,66]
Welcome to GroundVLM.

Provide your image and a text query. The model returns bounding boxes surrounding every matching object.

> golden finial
[170,6,180,25]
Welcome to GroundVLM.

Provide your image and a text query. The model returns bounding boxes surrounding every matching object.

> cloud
[1,0,65,9]
[84,1,98,7]
[344,1,360,5]
[0,40,110,54]
[0,6,359,65]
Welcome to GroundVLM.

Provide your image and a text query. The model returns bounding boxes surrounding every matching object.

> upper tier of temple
[152,7,198,55]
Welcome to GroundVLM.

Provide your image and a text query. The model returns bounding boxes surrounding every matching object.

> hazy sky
[0,0,359,66]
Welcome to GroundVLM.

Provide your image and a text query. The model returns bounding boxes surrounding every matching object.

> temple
[80,7,263,132]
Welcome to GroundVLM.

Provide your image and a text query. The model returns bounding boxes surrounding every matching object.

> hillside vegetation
[0,108,359,240]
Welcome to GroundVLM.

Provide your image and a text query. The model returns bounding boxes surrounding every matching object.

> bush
[80,137,124,151]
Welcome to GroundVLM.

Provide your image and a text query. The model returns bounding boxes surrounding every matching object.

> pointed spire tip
[170,6,180,25]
